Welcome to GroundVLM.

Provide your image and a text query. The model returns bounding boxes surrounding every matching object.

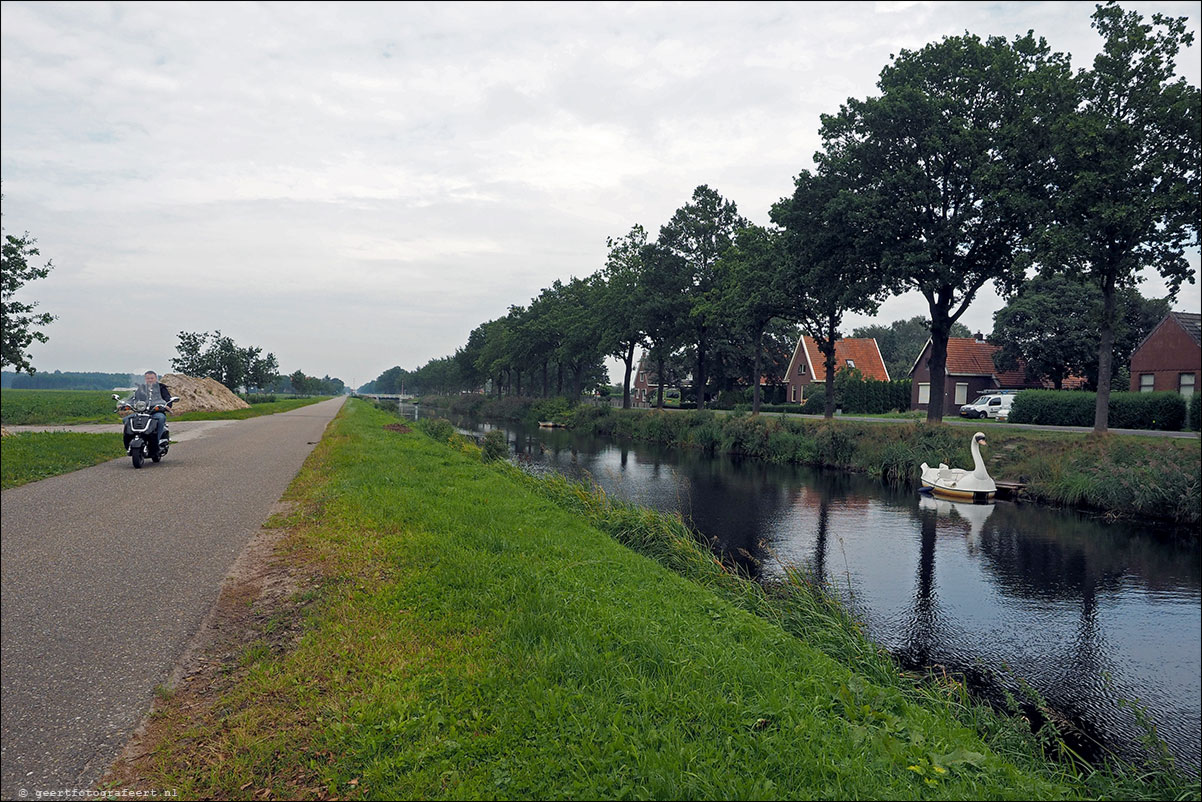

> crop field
[1,389,121,425]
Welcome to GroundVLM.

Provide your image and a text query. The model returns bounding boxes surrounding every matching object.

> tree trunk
[822,343,837,420]
[556,363,563,396]
[752,329,764,415]
[656,353,666,409]
[1093,273,1117,434]
[515,369,522,397]
[621,341,635,409]
[542,360,549,398]
[926,313,952,423]
[696,332,707,410]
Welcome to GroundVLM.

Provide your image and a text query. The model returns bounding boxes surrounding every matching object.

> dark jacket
[134,382,172,405]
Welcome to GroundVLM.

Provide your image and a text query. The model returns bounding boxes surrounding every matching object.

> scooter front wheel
[132,449,144,469]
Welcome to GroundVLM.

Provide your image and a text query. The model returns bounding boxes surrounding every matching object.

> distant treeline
[1,370,137,390]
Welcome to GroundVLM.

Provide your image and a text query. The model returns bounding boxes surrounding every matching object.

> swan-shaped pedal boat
[920,431,996,503]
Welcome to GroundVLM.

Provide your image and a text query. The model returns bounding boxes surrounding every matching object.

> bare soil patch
[383,423,412,433]
[161,374,250,415]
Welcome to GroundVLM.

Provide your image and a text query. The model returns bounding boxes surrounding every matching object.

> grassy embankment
[0,390,330,489]
[107,399,1197,800]
[422,395,1202,527]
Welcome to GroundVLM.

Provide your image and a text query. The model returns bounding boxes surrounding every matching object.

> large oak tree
[1042,2,1200,432]
[816,31,1073,421]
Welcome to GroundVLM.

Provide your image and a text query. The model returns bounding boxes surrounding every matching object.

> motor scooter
[114,393,179,468]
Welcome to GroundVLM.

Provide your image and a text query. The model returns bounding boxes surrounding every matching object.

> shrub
[481,429,508,462]
[1109,392,1186,431]
[240,393,277,404]
[1011,390,1186,430]
[801,388,827,414]
[1190,394,1200,431]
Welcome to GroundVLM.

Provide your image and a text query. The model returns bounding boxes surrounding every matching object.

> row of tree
[171,330,344,396]
[369,3,1197,432]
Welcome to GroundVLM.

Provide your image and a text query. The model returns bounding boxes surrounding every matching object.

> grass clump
[1,431,123,488]
[111,399,1200,800]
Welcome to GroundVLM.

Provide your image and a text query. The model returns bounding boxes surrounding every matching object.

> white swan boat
[920,431,996,503]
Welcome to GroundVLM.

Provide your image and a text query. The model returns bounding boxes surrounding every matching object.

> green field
[2,389,330,426]
[1,389,122,424]
[1,431,124,489]
[106,400,1196,800]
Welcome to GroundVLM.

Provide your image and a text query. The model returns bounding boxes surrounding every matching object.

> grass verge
[172,396,329,421]
[103,400,1198,800]
[1,431,123,489]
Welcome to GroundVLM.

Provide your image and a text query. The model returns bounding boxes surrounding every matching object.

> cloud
[2,1,1198,384]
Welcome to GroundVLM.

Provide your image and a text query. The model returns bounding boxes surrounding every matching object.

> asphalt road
[0,397,345,799]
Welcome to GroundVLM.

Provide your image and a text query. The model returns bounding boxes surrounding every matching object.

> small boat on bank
[919,431,996,503]
[538,421,566,429]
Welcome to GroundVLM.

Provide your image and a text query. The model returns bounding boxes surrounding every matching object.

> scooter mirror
[112,394,121,401]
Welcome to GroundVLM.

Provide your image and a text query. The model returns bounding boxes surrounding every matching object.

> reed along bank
[108,399,1198,800]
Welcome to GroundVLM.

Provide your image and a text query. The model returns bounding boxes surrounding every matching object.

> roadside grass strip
[121,401,1192,800]
[172,396,328,422]
[1,431,123,489]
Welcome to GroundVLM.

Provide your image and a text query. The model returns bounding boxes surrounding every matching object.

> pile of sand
[162,374,250,415]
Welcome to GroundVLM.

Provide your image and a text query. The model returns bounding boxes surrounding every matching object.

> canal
[419,407,1201,772]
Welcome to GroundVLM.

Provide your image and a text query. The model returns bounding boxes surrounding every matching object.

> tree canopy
[1,225,55,375]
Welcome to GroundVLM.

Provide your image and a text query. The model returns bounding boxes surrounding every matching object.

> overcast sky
[2,1,1199,388]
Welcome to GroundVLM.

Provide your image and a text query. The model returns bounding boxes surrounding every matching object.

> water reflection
[430,409,1201,771]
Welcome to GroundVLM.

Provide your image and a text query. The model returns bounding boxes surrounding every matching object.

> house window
[1139,374,1155,393]
[846,359,856,369]
[955,383,968,405]
[1181,373,1196,399]
[791,385,797,402]
[797,362,807,375]
[918,383,931,405]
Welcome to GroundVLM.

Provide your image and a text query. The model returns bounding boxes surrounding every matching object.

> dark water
[421,408,1201,771]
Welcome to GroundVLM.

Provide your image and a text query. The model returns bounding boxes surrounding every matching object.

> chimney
[975,332,986,344]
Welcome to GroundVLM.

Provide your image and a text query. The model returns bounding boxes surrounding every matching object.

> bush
[240,393,277,404]
[481,429,508,462]
[1109,392,1186,431]
[1190,394,1200,431]
[1011,390,1186,430]
[801,388,827,415]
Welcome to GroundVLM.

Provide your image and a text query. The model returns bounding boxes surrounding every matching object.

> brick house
[784,335,890,404]
[1128,311,1201,399]
[909,335,1075,415]
[631,354,689,407]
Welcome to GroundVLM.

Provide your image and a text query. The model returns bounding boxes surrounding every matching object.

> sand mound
[162,374,250,414]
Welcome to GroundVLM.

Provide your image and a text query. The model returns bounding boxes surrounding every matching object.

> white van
[959,393,1015,420]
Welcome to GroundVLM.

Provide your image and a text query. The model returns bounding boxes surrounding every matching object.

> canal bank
[419,395,1202,527]
[104,400,1196,799]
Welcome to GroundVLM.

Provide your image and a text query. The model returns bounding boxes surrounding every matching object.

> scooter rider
[133,370,173,447]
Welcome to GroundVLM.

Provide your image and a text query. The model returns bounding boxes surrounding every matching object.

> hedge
[1190,393,1200,431]
[1009,390,1187,431]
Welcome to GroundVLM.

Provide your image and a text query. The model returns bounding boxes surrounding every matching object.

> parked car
[959,393,1015,420]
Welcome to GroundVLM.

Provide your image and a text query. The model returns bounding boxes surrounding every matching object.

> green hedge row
[1190,394,1200,431]
[1009,390,1188,431]
[795,378,912,415]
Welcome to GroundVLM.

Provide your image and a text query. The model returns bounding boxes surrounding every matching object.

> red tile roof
[929,338,1084,389]
[801,336,890,382]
